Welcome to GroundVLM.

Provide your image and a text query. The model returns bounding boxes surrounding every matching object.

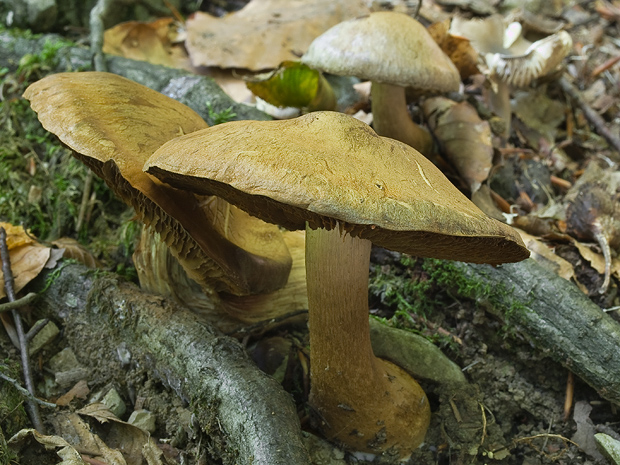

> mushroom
[450,15,572,137]
[144,111,529,456]
[301,11,461,155]
[23,72,295,314]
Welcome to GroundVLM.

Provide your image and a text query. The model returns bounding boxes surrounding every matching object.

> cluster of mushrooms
[24,11,532,460]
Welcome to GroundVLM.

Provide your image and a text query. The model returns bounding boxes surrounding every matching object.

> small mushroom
[23,72,292,301]
[450,15,572,137]
[301,11,461,155]
[145,111,529,456]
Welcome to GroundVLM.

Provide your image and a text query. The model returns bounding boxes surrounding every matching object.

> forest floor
[1,1,620,464]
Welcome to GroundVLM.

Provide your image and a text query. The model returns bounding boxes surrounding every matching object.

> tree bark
[424,257,620,405]
[34,264,311,465]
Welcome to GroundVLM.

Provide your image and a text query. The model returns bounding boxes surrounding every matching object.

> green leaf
[247,61,334,110]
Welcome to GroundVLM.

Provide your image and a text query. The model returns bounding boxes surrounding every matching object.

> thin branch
[559,76,620,161]
[0,292,38,313]
[0,227,44,432]
[0,370,57,409]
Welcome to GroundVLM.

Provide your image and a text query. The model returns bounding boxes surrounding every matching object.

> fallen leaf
[423,96,493,192]
[427,19,480,79]
[513,89,566,144]
[55,380,90,407]
[185,0,370,70]
[52,237,102,269]
[7,428,86,464]
[246,61,335,110]
[1,222,34,249]
[517,229,577,283]
[78,403,164,465]
[0,223,51,300]
[103,18,192,71]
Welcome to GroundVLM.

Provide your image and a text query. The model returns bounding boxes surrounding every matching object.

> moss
[369,255,532,340]
[0,361,29,439]
[420,258,532,336]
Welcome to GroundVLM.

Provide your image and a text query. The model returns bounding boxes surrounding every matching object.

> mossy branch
[423,258,620,405]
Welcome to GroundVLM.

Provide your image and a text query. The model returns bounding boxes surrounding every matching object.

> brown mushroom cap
[23,72,292,295]
[145,111,528,265]
[301,11,460,93]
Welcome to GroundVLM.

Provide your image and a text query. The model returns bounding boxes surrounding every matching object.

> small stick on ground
[0,371,56,408]
[563,371,575,422]
[0,292,38,313]
[559,76,620,161]
[0,227,44,432]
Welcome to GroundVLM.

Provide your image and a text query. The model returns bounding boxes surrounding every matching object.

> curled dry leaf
[51,237,102,269]
[0,222,51,300]
[185,0,370,70]
[517,229,577,283]
[423,96,493,192]
[427,19,480,80]
[7,428,85,465]
[103,18,193,71]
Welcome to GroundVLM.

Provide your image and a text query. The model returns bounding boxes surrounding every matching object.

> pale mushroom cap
[146,111,528,265]
[450,15,573,87]
[301,11,461,92]
[487,30,573,87]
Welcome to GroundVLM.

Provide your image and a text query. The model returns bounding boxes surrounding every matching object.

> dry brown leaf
[427,19,480,80]
[78,403,164,465]
[1,222,34,249]
[55,380,90,407]
[423,96,493,192]
[7,428,85,464]
[185,0,370,70]
[52,237,102,269]
[0,242,51,300]
[103,18,193,71]
[572,238,620,280]
[517,230,579,284]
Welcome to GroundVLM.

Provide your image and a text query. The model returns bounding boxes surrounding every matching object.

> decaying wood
[34,264,311,465]
[429,258,620,405]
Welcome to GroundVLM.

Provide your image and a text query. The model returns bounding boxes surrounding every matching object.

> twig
[563,371,574,422]
[75,170,93,235]
[0,292,38,313]
[89,0,112,73]
[0,227,44,432]
[26,318,50,342]
[559,76,620,160]
[0,371,56,408]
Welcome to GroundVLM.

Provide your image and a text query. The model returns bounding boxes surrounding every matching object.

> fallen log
[34,263,311,465]
[423,257,620,405]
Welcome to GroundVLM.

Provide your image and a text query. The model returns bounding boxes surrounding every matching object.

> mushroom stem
[305,224,430,456]
[371,81,434,155]
[488,79,512,138]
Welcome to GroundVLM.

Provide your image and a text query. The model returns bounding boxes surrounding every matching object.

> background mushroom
[301,11,461,155]
[144,111,529,456]
[23,72,300,326]
[450,15,573,137]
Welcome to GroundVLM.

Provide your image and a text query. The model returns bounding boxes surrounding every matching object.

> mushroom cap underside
[145,111,529,265]
[301,11,460,92]
[23,71,293,295]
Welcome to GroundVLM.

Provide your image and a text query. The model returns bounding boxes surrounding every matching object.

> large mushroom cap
[301,11,460,92]
[24,72,292,296]
[145,111,528,265]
